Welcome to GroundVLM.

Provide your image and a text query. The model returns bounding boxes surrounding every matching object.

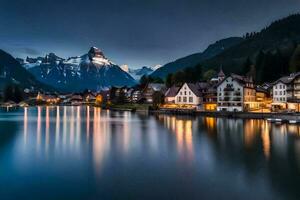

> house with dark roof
[217,74,257,112]
[174,82,210,109]
[164,86,180,103]
[272,72,300,111]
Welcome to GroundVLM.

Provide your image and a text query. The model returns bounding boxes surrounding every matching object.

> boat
[289,120,298,124]
[266,118,275,122]
[275,118,283,124]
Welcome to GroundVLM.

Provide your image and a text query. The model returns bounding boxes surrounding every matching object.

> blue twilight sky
[0,0,300,68]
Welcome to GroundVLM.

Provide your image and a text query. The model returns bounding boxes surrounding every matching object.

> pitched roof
[165,86,180,97]
[273,72,300,85]
[186,83,202,96]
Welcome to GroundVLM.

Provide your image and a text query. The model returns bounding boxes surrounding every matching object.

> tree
[152,91,164,110]
[165,73,174,88]
[203,69,216,80]
[3,84,24,103]
[289,45,300,72]
[173,71,186,85]
[139,75,149,87]
[242,57,252,76]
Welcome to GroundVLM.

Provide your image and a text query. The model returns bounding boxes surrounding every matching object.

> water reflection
[2,107,300,199]
[157,115,194,161]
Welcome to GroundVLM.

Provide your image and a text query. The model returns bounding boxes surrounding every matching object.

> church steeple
[218,66,225,81]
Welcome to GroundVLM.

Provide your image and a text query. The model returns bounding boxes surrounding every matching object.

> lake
[0,106,299,200]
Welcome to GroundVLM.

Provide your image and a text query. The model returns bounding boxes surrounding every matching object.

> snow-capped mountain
[120,65,161,80]
[22,47,137,92]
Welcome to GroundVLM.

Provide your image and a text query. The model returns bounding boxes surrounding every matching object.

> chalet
[272,76,289,110]
[174,82,209,110]
[217,74,256,112]
[272,72,300,112]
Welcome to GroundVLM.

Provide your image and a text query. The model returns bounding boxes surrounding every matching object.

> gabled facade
[175,83,202,107]
[271,73,300,111]
[217,74,256,112]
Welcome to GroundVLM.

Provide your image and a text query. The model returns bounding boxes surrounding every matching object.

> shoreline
[152,109,300,121]
[2,104,300,121]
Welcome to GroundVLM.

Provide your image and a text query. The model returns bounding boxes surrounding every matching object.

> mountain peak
[87,47,113,66]
[88,47,105,59]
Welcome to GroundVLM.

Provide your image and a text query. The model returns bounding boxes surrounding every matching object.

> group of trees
[165,64,202,87]
[241,44,300,84]
[2,84,24,103]
[139,75,164,88]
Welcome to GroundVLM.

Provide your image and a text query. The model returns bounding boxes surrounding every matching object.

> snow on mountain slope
[21,47,136,92]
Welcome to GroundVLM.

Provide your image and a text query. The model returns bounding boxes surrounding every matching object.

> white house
[272,80,287,109]
[272,72,300,111]
[175,83,202,107]
[217,74,256,112]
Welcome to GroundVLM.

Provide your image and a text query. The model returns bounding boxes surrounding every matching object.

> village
[2,68,300,118]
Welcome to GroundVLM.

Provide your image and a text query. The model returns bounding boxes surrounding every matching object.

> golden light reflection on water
[261,121,271,159]
[86,106,90,142]
[36,106,42,150]
[55,106,60,149]
[93,107,110,175]
[23,107,28,145]
[45,106,50,153]
[21,107,300,176]
[204,117,216,133]
[159,115,194,161]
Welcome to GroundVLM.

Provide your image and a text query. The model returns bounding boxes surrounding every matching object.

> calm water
[0,106,300,200]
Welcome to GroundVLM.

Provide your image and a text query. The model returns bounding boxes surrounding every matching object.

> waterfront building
[175,83,203,109]
[217,74,256,112]
[203,84,218,111]
[255,86,271,111]
[174,82,211,110]
[272,76,288,110]
[271,72,300,112]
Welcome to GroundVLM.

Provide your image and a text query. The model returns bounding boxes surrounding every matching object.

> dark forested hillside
[0,49,50,91]
[200,14,300,83]
[153,14,300,84]
[151,37,243,78]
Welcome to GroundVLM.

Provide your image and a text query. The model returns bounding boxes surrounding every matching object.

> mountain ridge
[151,37,244,78]
[21,47,137,92]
